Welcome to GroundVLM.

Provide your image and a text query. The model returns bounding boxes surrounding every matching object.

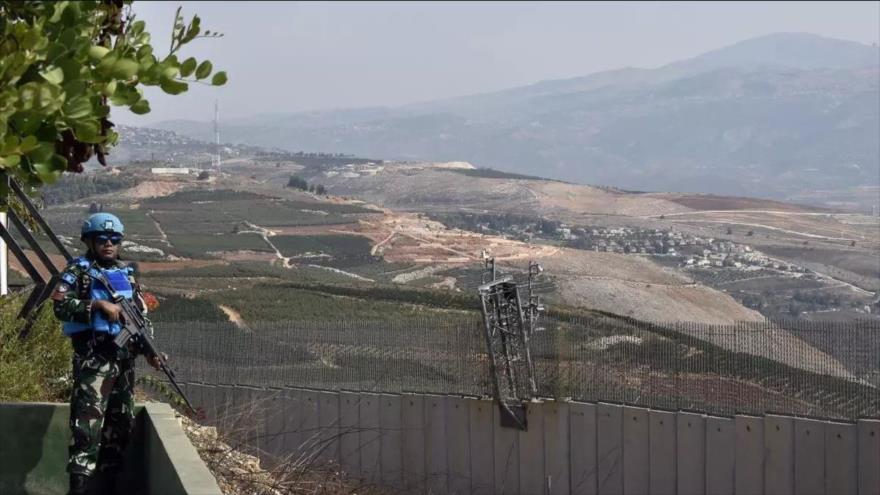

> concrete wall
[0,402,221,495]
[183,383,880,495]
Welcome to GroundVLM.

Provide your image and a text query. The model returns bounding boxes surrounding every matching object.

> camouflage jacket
[52,255,149,327]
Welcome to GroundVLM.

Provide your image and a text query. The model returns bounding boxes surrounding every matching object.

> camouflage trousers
[68,332,136,476]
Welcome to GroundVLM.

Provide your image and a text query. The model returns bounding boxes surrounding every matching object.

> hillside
[154,33,880,209]
[294,161,878,318]
[22,165,768,325]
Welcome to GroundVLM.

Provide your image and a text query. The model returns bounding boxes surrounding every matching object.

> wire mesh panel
[149,316,880,421]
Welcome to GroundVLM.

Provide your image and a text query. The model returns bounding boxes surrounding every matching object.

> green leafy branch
[0,0,227,199]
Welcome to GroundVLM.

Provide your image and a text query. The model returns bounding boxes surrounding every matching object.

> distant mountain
[154,33,880,204]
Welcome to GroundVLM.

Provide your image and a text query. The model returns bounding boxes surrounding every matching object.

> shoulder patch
[74,257,91,269]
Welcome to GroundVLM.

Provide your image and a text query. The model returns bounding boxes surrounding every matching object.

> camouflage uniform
[53,255,148,477]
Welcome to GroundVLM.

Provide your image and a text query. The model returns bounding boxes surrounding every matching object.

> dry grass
[175,398,392,495]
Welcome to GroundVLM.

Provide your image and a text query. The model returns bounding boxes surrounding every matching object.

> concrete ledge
[144,402,222,495]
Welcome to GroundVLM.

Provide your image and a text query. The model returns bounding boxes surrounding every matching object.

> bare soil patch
[120,180,188,199]
[137,259,228,272]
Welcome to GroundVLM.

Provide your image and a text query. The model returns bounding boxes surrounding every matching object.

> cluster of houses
[323,162,385,178]
[554,225,810,273]
[560,226,730,255]
[682,250,806,272]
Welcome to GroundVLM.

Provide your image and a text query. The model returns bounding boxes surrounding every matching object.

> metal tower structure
[212,99,221,170]
[477,256,544,430]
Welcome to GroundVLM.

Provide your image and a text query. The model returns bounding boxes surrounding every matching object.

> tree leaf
[96,53,119,76]
[49,1,71,23]
[101,79,117,97]
[112,58,140,80]
[161,65,180,81]
[40,66,65,85]
[72,121,102,143]
[28,143,56,163]
[19,135,38,153]
[211,71,227,86]
[63,97,93,119]
[159,79,188,95]
[130,99,151,115]
[195,60,212,79]
[34,159,63,184]
[179,57,197,78]
[88,45,111,62]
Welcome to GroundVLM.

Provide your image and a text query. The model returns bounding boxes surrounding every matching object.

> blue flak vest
[62,257,135,337]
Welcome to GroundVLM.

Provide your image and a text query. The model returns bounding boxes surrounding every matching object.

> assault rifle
[89,269,196,415]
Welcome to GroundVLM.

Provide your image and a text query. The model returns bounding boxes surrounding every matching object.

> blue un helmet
[80,213,125,240]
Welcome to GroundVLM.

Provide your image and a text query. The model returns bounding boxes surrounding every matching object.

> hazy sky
[116,1,880,125]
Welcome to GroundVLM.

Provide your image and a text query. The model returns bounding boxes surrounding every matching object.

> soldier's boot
[68,473,92,495]
[95,469,119,495]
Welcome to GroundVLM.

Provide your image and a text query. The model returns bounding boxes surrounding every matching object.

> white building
[151,167,191,175]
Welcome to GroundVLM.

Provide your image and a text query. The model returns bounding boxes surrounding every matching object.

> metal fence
[151,316,880,421]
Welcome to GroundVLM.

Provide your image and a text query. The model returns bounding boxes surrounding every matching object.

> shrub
[0,294,72,402]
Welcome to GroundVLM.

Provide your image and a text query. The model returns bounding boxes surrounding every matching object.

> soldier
[53,213,161,495]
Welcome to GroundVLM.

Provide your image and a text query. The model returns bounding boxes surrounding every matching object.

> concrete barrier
[402,393,427,492]
[649,410,676,495]
[192,385,879,495]
[570,402,598,495]
[0,402,222,495]
[380,393,403,487]
[622,406,649,495]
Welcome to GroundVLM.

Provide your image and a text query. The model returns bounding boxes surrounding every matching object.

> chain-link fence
[151,315,880,421]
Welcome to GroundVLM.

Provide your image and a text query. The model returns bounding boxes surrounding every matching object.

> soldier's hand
[93,300,123,322]
[147,353,168,370]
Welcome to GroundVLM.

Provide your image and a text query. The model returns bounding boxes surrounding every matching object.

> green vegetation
[37,187,386,260]
[0,2,225,187]
[203,284,476,322]
[148,294,226,323]
[166,232,271,258]
[273,234,373,259]
[143,189,265,205]
[40,173,138,205]
[0,294,71,402]
[270,281,479,312]
[255,151,378,169]
[287,175,327,195]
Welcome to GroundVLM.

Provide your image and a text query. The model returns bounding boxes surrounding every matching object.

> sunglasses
[93,233,124,246]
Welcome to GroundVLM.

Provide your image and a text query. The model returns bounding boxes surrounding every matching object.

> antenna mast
[213,99,221,170]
